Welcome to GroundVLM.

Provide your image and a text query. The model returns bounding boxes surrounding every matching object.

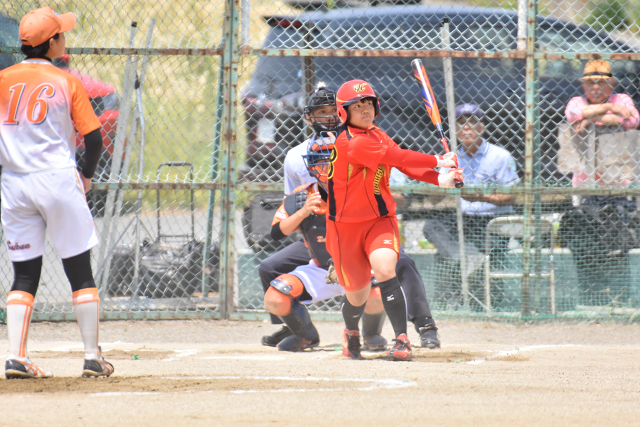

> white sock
[6,291,34,361]
[73,288,100,359]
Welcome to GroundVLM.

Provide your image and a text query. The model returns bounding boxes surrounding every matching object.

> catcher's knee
[264,287,292,317]
[364,285,384,314]
[264,275,305,316]
[270,274,304,298]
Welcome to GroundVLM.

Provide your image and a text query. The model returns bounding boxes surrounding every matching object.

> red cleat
[388,334,412,361]
[342,329,364,359]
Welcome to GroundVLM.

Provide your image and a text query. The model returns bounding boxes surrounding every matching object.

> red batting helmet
[336,79,380,124]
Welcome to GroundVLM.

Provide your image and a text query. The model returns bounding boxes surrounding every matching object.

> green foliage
[587,0,630,32]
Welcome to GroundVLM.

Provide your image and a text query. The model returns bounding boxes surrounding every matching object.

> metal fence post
[202,45,226,298]
[522,0,539,317]
[218,0,240,319]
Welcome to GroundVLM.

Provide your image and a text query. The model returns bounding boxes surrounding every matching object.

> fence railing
[2,0,640,323]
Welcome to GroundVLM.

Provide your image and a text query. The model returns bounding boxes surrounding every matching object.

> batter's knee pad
[264,274,304,317]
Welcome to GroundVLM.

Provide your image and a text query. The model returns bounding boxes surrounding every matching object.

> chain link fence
[2,0,640,323]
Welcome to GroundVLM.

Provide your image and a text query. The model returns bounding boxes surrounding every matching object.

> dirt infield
[1,320,639,427]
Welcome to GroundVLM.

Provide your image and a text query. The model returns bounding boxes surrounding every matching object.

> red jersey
[327,125,440,223]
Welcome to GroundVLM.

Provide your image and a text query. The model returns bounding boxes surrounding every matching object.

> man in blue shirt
[424,104,519,310]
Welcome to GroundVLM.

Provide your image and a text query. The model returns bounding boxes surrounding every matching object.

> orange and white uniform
[0,59,100,261]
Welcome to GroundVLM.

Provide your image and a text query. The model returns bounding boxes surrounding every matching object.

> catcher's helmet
[304,85,339,134]
[336,79,380,124]
[303,133,336,191]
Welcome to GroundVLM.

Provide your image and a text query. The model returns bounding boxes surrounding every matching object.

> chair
[484,216,556,314]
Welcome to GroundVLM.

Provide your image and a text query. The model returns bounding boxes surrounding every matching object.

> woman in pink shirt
[565,60,639,133]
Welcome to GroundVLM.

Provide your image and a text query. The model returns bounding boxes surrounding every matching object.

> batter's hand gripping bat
[411,58,464,188]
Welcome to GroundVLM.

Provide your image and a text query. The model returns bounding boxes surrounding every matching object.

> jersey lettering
[27,83,55,124]
[3,83,26,125]
[2,83,55,126]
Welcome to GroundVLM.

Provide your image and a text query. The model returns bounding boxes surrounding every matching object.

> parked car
[240,6,640,184]
[0,13,120,216]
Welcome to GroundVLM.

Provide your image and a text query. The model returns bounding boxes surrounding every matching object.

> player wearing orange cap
[0,7,113,378]
[319,79,461,361]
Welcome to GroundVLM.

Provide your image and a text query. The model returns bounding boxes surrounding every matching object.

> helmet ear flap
[337,104,348,124]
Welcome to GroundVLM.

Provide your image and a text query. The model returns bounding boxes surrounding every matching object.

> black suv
[240,6,640,183]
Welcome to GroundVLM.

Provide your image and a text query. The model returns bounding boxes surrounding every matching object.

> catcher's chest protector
[284,189,332,269]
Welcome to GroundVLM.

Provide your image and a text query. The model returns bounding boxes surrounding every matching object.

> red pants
[326,215,400,291]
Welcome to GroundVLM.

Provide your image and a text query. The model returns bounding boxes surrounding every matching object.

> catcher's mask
[303,133,335,191]
[336,79,380,124]
[304,86,340,134]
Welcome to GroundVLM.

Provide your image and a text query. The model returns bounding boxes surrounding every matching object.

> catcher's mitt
[326,261,338,284]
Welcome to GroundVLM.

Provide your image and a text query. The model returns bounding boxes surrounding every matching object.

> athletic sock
[378,277,408,338]
[73,288,100,359]
[6,291,34,361]
[341,295,366,331]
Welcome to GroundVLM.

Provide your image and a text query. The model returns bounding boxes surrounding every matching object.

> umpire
[259,87,441,349]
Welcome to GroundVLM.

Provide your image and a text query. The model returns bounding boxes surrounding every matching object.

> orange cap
[19,7,75,47]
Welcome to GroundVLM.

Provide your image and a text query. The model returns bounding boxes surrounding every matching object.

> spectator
[566,60,638,136]
[423,104,519,310]
[560,60,640,305]
[565,59,639,188]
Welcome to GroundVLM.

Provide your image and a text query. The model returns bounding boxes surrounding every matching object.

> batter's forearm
[398,166,440,185]
[383,145,438,169]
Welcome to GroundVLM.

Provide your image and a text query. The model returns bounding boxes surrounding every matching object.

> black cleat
[277,334,320,352]
[5,359,52,379]
[82,347,114,378]
[261,325,294,347]
[418,324,441,349]
[362,334,388,351]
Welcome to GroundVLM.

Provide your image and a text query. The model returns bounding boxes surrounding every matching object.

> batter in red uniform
[321,79,462,360]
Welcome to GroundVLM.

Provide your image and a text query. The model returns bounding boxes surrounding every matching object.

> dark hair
[21,33,59,59]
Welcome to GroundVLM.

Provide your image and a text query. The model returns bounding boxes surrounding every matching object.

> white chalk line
[230,377,415,394]
[90,375,416,396]
[161,349,199,361]
[92,391,161,397]
[466,344,582,365]
[200,355,285,361]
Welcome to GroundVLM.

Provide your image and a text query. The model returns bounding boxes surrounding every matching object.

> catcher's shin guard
[277,302,319,351]
[279,301,314,338]
[362,286,386,350]
[362,311,387,351]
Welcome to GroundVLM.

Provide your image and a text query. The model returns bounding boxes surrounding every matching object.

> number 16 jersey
[0,59,100,173]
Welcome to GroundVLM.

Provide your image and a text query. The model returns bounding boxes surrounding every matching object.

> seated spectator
[560,60,640,305]
[423,104,519,310]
